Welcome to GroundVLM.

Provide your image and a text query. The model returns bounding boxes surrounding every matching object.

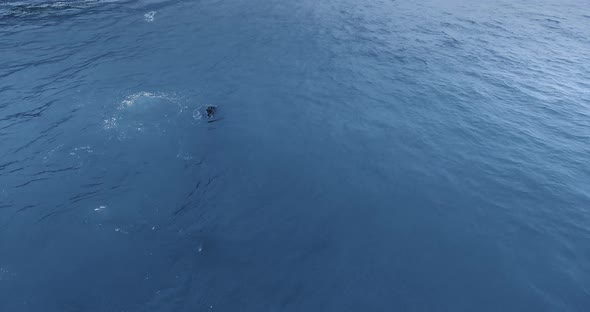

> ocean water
[1,0,589,311]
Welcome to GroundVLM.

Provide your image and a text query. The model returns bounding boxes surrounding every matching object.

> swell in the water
[0,0,175,23]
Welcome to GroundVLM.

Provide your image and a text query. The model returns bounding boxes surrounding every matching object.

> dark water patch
[6,167,25,174]
[14,177,49,188]
[0,99,56,121]
[1,0,589,311]
[32,166,80,176]
[0,204,13,210]
[68,190,101,204]
[36,208,69,223]
[16,204,37,213]
[0,161,18,172]
[79,182,103,189]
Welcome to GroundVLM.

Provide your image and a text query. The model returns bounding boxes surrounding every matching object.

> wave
[0,0,174,22]
[0,0,126,24]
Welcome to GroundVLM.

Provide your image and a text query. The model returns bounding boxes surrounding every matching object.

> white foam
[73,145,92,152]
[114,227,128,234]
[192,109,203,121]
[103,91,206,141]
[144,11,156,22]
[176,152,193,160]
[119,91,176,108]
[0,267,14,281]
[43,144,64,162]
[69,145,94,158]
[122,92,155,107]
[103,116,118,130]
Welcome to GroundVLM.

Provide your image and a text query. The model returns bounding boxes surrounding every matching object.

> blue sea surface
[1,0,589,311]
